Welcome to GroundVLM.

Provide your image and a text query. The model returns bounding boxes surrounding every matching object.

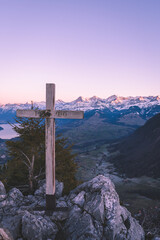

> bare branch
[34,167,45,179]
[34,172,45,180]
[20,150,31,165]
[22,159,30,169]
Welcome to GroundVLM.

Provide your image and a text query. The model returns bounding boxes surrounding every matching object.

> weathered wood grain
[46,84,55,195]
[17,109,84,119]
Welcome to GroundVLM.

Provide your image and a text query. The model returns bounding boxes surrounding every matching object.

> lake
[0,124,19,139]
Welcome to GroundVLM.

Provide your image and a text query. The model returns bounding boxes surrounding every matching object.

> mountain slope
[59,111,135,150]
[111,113,160,178]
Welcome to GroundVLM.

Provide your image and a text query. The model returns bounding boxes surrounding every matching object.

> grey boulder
[1,215,22,239]
[22,211,58,240]
[65,175,145,240]
[7,188,23,207]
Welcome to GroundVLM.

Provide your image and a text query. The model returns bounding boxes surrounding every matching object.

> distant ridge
[111,113,160,178]
[1,95,160,112]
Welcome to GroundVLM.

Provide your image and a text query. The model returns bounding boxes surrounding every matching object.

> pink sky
[0,0,160,104]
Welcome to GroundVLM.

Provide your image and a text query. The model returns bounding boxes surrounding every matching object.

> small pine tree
[2,115,79,194]
[5,117,45,193]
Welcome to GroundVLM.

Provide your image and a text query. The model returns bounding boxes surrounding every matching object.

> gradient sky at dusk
[0,0,160,104]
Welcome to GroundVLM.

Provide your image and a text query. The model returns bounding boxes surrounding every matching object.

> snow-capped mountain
[1,95,160,112]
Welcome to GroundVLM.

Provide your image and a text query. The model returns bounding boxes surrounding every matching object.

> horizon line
[1,94,160,105]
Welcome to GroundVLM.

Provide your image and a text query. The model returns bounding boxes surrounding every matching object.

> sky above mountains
[0,0,160,104]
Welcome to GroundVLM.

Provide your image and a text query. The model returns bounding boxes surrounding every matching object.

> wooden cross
[16,83,84,210]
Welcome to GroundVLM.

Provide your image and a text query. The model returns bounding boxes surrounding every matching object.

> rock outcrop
[0,175,145,240]
[65,175,144,240]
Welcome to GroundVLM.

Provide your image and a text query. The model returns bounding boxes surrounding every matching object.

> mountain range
[1,95,160,150]
[0,95,160,124]
[1,95,160,113]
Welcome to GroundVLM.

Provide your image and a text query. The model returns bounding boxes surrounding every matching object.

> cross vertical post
[45,84,56,210]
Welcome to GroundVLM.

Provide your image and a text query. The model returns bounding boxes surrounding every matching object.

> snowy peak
[138,96,145,101]
[72,96,86,103]
[106,95,118,102]
[56,99,64,103]
[89,96,101,101]
[156,96,160,100]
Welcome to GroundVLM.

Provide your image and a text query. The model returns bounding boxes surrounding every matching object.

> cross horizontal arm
[16,109,51,118]
[16,109,84,119]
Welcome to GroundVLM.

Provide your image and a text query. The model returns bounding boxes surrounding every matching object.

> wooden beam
[17,109,84,119]
[45,84,56,198]
[16,109,48,118]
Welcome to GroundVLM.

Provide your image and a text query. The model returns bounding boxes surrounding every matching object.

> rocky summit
[0,175,144,240]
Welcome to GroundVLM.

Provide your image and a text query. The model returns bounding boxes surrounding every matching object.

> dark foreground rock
[0,175,145,240]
